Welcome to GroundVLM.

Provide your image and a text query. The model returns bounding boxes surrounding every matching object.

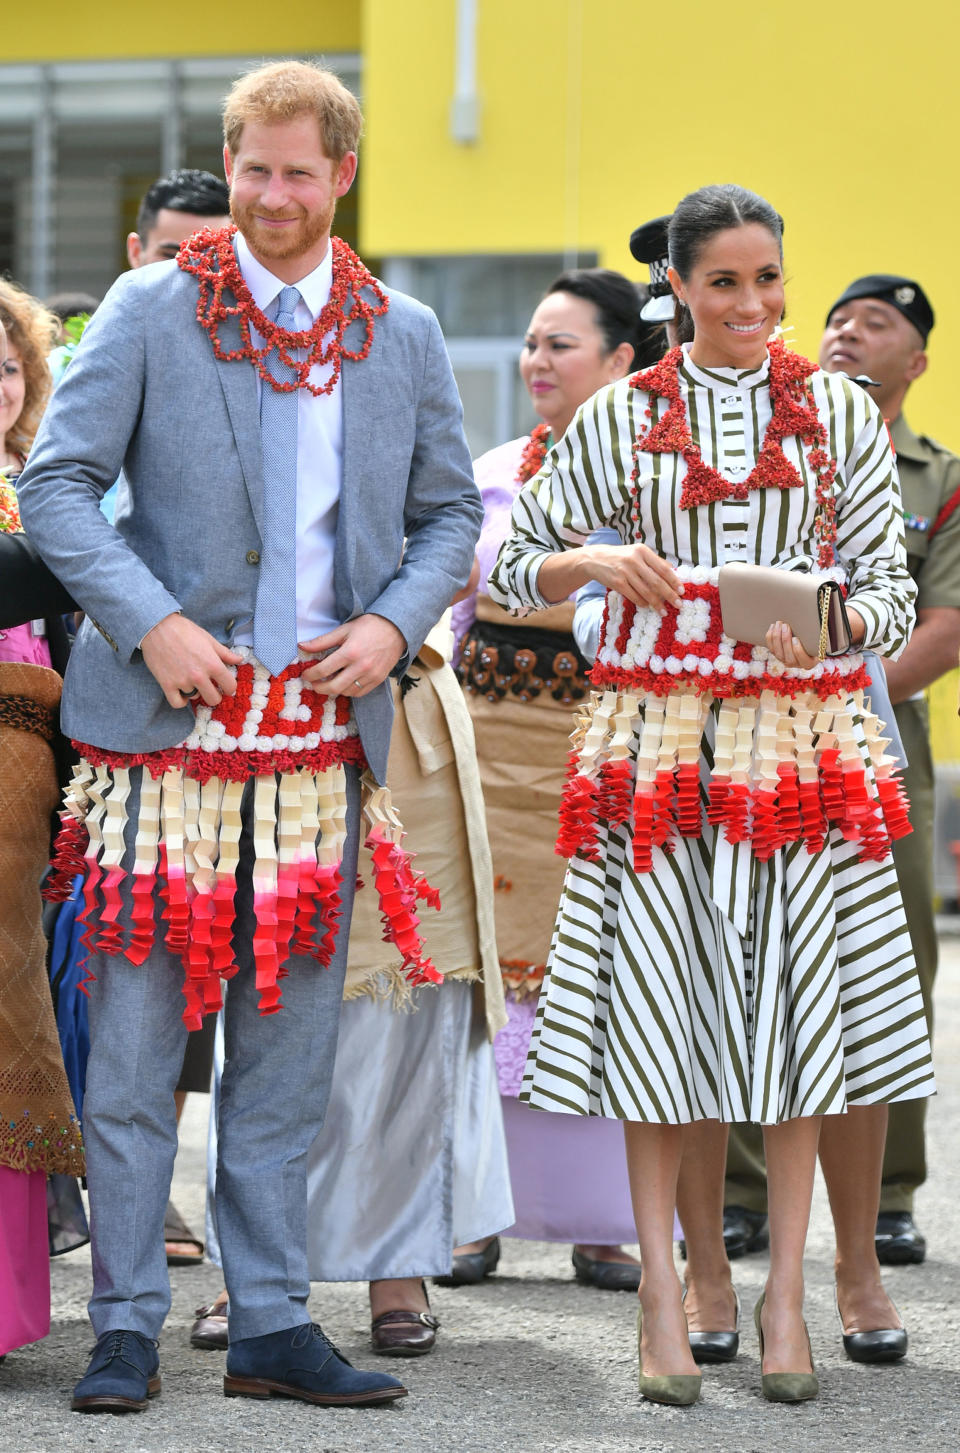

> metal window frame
[0,54,361,296]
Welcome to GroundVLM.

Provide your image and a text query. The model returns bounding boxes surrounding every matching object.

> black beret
[826,274,934,344]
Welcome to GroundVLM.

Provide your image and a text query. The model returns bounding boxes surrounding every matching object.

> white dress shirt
[234,232,343,646]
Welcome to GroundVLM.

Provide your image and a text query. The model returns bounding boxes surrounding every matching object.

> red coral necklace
[177,224,389,396]
[629,338,839,567]
[516,421,551,484]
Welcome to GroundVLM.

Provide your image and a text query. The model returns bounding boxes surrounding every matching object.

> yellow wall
[363,0,960,763]
[2,2,360,61]
[362,0,959,445]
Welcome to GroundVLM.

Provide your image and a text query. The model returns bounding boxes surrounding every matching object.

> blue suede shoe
[224,1323,408,1407]
[71,1330,161,1413]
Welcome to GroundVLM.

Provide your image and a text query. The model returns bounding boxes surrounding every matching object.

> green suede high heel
[753,1290,819,1403]
[636,1306,702,1407]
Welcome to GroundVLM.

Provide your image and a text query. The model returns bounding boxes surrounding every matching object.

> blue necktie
[254,285,301,675]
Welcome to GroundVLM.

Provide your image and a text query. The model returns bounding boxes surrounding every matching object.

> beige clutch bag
[717,563,853,660]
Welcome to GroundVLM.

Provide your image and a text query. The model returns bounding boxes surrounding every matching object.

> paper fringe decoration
[45,759,442,1030]
[555,686,911,873]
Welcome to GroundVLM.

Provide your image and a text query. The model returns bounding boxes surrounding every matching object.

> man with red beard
[19,60,481,1414]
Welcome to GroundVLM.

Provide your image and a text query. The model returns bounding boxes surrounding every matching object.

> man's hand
[300,614,407,697]
[141,613,242,709]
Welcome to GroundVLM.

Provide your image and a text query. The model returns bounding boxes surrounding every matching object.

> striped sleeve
[487,381,635,614]
[829,377,917,658]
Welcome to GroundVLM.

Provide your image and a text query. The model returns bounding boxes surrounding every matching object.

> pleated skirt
[521,812,937,1125]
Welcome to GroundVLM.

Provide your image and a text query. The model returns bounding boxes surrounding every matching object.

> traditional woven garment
[561,566,909,872]
[45,648,442,1030]
[0,662,84,1175]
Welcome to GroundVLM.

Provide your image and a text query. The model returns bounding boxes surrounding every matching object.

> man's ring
[179,686,199,699]
[353,679,363,689]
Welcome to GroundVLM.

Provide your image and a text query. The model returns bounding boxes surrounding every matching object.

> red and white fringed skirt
[558,578,912,871]
[44,649,443,1029]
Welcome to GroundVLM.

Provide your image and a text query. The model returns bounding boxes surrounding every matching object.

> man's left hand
[300,614,407,697]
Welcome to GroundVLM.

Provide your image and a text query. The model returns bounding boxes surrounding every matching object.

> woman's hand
[764,621,818,671]
[582,541,683,609]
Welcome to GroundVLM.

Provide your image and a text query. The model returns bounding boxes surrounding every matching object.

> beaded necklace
[630,339,838,566]
[177,224,389,397]
[516,421,551,484]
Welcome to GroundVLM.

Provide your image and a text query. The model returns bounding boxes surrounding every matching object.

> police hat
[826,274,934,344]
[629,215,675,322]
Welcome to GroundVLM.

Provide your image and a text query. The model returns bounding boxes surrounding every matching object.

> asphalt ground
[2,940,959,1453]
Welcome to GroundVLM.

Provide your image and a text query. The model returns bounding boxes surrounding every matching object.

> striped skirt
[521,715,936,1126]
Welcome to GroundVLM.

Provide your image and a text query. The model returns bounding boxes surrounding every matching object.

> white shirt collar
[235,231,333,320]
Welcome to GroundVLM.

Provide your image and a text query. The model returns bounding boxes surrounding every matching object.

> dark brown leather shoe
[370,1308,439,1357]
[190,1301,229,1351]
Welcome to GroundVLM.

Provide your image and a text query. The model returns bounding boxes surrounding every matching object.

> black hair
[44,290,100,324]
[136,168,231,243]
[544,268,651,369]
[668,184,784,343]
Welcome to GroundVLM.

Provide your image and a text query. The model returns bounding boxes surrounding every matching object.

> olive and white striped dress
[487,346,936,1125]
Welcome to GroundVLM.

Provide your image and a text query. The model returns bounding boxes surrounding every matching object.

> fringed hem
[1,1110,84,1177]
[556,686,911,871]
[44,757,444,1030]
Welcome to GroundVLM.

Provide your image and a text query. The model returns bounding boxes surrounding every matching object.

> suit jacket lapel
[337,325,383,619]
[214,328,264,537]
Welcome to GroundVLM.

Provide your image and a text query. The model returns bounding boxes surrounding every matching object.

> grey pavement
[3,944,959,1453]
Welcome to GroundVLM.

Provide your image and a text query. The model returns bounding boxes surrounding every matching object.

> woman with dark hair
[451,268,659,1290]
[490,185,934,1405]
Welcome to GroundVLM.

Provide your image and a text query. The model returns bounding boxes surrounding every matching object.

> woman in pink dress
[0,285,85,1365]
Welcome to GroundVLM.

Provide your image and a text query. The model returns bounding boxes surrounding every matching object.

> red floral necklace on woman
[516,421,552,484]
[177,224,389,396]
[630,338,839,566]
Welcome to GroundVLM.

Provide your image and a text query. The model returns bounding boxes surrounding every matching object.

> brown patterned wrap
[458,597,587,1000]
[458,599,590,707]
[0,662,84,1175]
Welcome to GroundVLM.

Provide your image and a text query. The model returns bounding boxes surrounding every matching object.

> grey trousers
[84,765,360,1341]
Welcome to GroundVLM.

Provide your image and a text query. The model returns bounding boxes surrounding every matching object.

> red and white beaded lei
[45,649,442,1028]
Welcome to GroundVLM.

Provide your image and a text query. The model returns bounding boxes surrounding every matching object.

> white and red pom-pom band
[592,567,866,700]
[556,580,911,870]
[44,650,442,1028]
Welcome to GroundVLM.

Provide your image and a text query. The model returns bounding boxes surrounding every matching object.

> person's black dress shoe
[71,1330,160,1413]
[571,1248,642,1291]
[722,1205,769,1259]
[838,1298,907,1363]
[842,1324,908,1362]
[434,1236,500,1286]
[683,1287,740,1363]
[875,1212,926,1265]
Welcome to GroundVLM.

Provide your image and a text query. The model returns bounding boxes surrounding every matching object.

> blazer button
[246,549,260,565]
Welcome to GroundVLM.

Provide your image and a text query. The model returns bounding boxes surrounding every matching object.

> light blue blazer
[18,257,482,782]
